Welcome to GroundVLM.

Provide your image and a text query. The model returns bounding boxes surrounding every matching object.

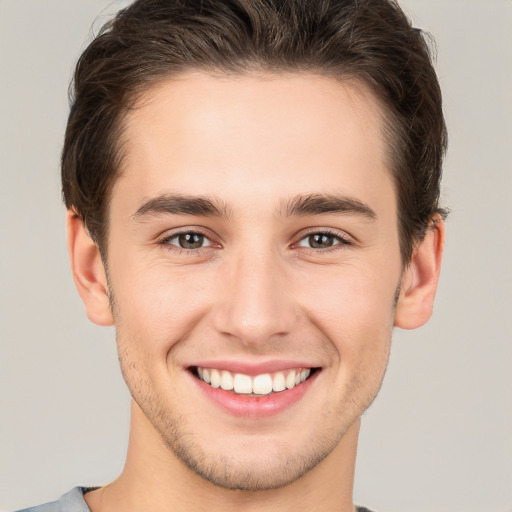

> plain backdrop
[0,1,511,511]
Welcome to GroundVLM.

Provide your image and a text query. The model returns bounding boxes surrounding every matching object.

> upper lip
[188,359,320,376]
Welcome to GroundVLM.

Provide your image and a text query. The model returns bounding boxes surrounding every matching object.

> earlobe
[67,210,114,326]
[394,216,445,330]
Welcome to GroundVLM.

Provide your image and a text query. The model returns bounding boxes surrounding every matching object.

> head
[64,0,446,494]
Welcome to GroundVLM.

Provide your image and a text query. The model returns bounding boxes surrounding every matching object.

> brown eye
[165,232,213,250]
[178,233,204,249]
[297,231,350,250]
[308,233,335,249]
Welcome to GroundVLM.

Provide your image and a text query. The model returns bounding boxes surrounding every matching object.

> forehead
[115,71,394,216]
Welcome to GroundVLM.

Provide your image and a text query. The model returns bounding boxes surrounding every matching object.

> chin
[170,444,331,491]
[154,418,348,492]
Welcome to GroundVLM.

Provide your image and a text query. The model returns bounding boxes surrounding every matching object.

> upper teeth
[197,367,311,395]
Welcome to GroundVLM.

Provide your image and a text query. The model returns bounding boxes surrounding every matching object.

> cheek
[295,262,397,368]
[109,258,213,359]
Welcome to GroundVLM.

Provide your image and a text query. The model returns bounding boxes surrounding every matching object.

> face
[106,72,402,490]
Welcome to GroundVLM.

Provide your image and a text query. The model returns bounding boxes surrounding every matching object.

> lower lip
[190,371,319,418]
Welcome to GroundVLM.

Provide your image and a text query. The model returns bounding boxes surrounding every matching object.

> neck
[85,401,360,512]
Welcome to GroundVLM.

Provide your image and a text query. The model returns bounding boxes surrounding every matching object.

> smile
[195,366,314,396]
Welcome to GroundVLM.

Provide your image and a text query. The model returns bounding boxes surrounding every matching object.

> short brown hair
[62,0,447,263]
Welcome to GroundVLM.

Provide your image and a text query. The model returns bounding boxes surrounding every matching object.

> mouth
[191,366,319,397]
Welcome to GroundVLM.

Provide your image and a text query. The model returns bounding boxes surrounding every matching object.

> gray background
[1,1,511,511]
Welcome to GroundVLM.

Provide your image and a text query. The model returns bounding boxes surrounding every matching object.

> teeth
[272,372,286,392]
[253,374,273,395]
[220,370,234,391]
[210,369,221,388]
[285,371,296,389]
[196,367,314,395]
[234,373,253,394]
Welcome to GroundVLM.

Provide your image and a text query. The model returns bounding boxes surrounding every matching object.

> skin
[68,72,444,512]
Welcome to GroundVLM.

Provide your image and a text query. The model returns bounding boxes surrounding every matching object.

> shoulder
[13,487,93,512]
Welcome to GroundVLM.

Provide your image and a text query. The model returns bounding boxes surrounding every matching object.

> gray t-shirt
[15,487,375,512]
[14,488,93,512]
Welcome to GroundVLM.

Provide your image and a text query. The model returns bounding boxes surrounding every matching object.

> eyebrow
[132,194,232,219]
[132,192,376,221]
[282,193,377,220]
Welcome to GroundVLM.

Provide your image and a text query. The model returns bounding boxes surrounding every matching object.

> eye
[296,231,350,250]
[162,231,214,250]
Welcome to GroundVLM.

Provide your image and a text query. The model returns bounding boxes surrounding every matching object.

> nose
[211,248,298,347]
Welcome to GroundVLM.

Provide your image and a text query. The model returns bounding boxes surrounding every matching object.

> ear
[394,215,445,330]
[67,210,114,326]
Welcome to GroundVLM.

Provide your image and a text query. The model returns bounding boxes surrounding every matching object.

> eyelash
[157,229,352,255]
[158,230,215,255]
[294,229,352,252]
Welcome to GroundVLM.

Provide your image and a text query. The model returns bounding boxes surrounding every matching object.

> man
[18,0,446,511]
